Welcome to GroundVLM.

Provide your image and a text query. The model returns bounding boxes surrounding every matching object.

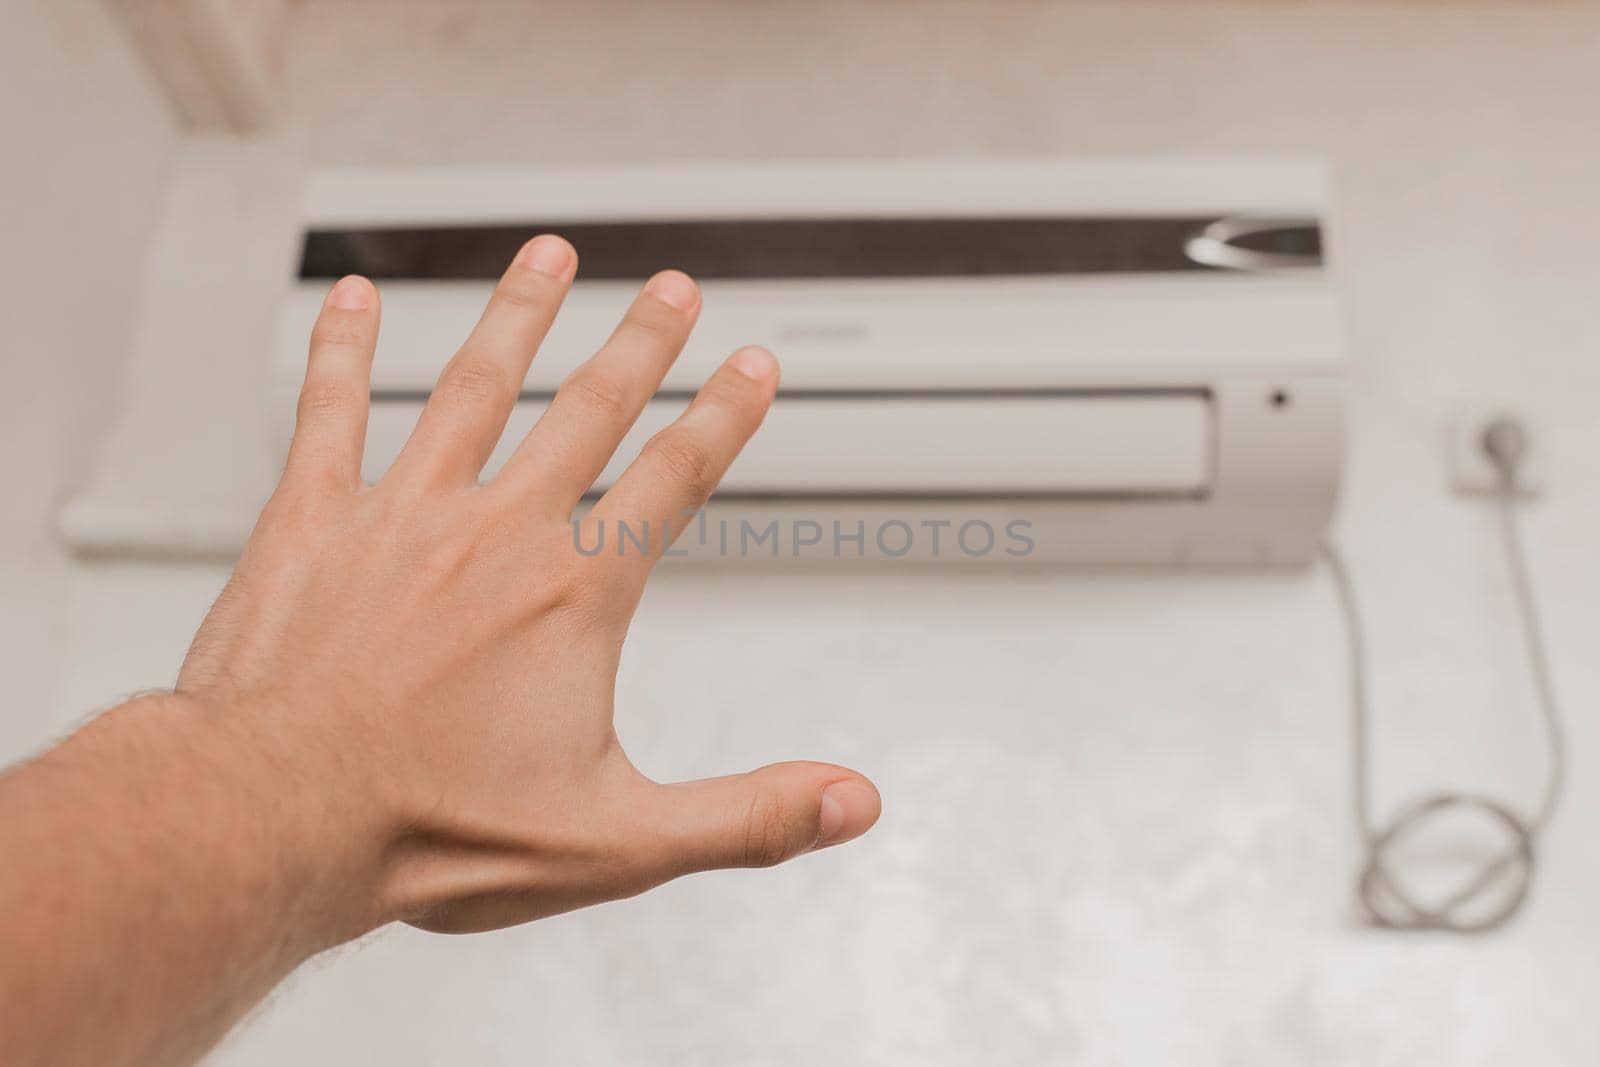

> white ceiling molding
[105,0,288,132]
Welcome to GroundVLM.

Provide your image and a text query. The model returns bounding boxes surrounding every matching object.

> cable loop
[1356,793,1536,933]
[1323,476,1562,935]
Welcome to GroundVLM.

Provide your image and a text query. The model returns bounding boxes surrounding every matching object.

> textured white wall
[23,2,1600,1065]
[0,0,178,752]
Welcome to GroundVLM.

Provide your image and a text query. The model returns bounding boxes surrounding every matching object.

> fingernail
[645,270,699,311]
[815,779,880,849]
[516,235,574,277]
[727,346,777,382]
[329,276,370,310]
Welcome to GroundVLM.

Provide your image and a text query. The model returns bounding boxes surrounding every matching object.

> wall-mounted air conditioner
[60,154,1342,565]
[278,159,1343,565]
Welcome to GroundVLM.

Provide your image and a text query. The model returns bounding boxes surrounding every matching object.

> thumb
[656,761,881,874]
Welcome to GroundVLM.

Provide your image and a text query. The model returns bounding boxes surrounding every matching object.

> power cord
[1322,417,1565,932]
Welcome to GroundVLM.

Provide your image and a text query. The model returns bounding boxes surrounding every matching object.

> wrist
[0,690,406,1065]
[111,691,398,952]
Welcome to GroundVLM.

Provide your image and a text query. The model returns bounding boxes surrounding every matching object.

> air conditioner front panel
[254,157,1346,567]
[284,273,1340,395]
[361,391,1213,498]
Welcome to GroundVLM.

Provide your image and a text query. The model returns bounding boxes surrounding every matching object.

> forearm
[0,693,386,1067]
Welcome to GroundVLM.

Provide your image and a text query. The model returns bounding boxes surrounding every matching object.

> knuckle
[560,370,633,424]
[619,307,681,347]
[295,380,357,422]
[438,354,514,408]
[644,431,718,495]
[494,272,560,311]
[699,370,763,413]
[310,323,369,350]
[742,790,798,869]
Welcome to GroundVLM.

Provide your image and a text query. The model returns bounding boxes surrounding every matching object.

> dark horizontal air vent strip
[301,217,1323,281]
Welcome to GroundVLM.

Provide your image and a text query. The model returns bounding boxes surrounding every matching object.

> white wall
[0,0,179,751]
[22,2,1600,1065]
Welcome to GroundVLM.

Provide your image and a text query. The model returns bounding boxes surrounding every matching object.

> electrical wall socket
[1448,412,1543,497]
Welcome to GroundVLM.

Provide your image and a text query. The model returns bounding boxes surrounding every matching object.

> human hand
[177,235,880,936]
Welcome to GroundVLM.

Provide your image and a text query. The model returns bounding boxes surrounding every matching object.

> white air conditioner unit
[270,158,1343,565]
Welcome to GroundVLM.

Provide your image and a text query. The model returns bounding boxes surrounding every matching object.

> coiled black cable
[1322,418,1564,933]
